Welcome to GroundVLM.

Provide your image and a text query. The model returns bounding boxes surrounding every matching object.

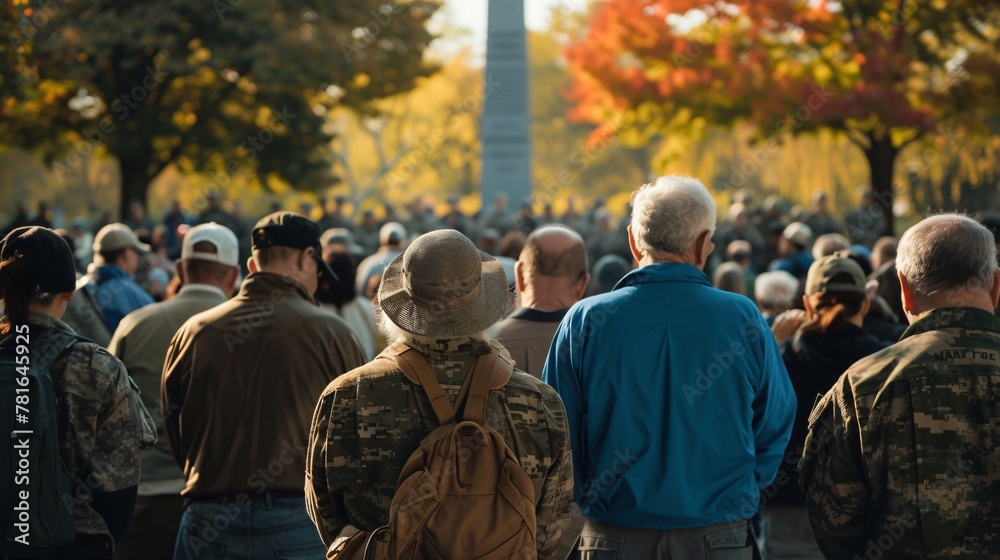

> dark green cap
[806,255,867,295]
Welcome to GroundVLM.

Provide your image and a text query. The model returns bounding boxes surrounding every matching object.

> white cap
[783,222,814,248]
[379,222,407,246]
[182,223,239,266]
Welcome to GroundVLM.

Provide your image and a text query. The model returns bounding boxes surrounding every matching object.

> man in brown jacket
[162,212,365,560]
[498,225,590,377]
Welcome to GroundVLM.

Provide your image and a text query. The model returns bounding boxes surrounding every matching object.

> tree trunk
[863,134,898,237]
[116,152,154,221]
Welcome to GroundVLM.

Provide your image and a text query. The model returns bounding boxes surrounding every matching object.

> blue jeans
[173,495,325,560]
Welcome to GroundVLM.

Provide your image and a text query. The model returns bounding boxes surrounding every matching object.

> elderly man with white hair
[543,176,796,558]
[801,213,1000,558]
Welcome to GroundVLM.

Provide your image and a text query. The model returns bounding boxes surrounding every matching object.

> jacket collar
[900,307,1000,340]
[95,265,131,282]
[614,262,711,291]
[239,272,317,305]
[19,311,75,333]
[177,284,229,300]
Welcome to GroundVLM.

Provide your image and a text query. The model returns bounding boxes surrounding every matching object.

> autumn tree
[1,0,438,218]
[566,0,1000,235]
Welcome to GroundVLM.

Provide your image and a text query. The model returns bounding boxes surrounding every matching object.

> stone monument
[480,0,532,210]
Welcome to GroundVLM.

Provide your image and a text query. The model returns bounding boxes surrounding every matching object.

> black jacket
[764,322,889,507]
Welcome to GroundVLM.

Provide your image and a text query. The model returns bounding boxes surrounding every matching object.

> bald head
[521,226,587,279]
[516,225,590,311]
[897,214,1000,319]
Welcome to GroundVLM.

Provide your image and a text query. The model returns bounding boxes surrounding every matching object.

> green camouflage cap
[806,255,867,295]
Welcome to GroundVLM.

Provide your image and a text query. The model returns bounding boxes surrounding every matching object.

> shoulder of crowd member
[841,322,974,400]
[55,339,128,397]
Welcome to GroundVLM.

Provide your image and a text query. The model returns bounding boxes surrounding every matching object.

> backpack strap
[379,339,516,426]
[460,343,514,425]
[387,343,456,426]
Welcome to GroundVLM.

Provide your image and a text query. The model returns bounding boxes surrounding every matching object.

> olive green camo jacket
[305,335,574,560]
[15,312,156,539]
[800,307,1000,558]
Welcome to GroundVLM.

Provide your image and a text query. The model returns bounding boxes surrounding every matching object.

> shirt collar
[177,284,229,300]
[614,262,711,291]
[397,334,493,361]
[239,272,317,305]
[95,265,131,281]
[509,307,569,323]
[900,307,1000,340]
[0,311,76,334]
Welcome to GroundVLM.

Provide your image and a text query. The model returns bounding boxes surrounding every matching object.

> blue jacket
[768,250,814,278]
[542,262,796,530]
[90,265,154,334]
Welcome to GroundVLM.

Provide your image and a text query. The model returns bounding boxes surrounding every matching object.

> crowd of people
[1,178,999,560]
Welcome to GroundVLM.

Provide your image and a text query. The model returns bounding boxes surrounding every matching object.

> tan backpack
[326,341,538,560]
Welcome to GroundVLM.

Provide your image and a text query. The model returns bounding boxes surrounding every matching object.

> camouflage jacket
[18,312,156,538]
[800,307,1000,558]
[305,336,574,560]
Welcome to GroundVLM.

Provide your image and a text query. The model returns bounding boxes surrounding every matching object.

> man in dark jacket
[162,212,366,560]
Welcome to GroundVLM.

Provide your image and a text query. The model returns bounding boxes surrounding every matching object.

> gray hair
[755,271,799,313]
[896,214,998,298]
[812,233,851,260]
[631,176,717,256]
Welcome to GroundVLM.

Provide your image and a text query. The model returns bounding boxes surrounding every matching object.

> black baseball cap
[0,226,77,294]
[251,212,338,283]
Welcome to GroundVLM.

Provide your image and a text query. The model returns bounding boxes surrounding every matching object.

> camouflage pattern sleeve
[60,346,152,491]
[799,373,872,557]
[533,385,574,560]
[306,384,360,546]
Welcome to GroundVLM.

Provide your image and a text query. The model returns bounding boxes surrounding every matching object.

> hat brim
[377,250,510,337]
[313,250,339,284]
[133,241,151,254]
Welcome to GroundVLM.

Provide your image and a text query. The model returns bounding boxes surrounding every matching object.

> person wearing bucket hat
[0,226,156,559]
[801,215,1000,558]
[162,212,365,560]
[543,176,795,558]
[306,229,573,558]
[62,223,155,346]
[758,255,888,558]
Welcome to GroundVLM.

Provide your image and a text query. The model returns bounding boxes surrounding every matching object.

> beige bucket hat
[377,229,511,337]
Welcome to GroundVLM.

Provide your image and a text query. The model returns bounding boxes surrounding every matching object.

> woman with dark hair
[0,227,154,560]
[760,255,889,559]
[315,249,380,360]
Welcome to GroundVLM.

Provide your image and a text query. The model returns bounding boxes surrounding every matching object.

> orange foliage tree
[565,0,1000,234]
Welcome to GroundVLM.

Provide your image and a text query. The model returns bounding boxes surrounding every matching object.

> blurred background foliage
[1,0,998,227]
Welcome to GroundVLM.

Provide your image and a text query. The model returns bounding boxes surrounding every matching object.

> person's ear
[226,267,239,295]
[514,260,526,294]
[175,261,185,284]
[989,269,1000,308]
[802,294,815,318]
[576,273,591,300]
[694,230,714,267]
[248,256,259,274]
[898,270,917,318]
[627,224,642,265]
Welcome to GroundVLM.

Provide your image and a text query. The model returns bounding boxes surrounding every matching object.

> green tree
[1,0,439,218]
[565,0,1000,235]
